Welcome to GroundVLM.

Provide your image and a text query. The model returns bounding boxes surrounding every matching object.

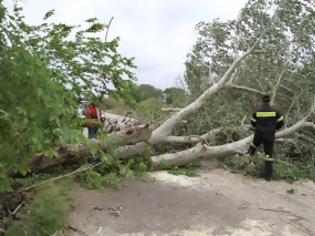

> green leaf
[43,10,55,20]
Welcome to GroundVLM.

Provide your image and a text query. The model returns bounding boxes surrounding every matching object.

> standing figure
[248,94,284,181]
[85,102,101,139]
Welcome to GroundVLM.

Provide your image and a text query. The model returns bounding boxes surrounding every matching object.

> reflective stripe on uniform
[251,117,257,122]
[277,115,284,122]
[262,155,274,161]
[256,111,276,117]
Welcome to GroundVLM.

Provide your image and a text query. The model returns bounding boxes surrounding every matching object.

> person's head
[262,94,270,104]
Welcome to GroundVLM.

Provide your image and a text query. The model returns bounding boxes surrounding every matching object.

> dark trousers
[88,126,98,139]
[248,131,275,181]
[248,131,274,157]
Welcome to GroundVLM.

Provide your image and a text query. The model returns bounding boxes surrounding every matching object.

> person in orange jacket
[85,102,101,138]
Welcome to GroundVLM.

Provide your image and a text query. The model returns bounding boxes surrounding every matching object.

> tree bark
[102,112,138,132]
[114,142,149,159]
[162,128,221,144]
[151,120,314,168]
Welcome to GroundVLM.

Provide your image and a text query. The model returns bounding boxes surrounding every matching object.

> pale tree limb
[280,84,294,94]
[151,112,314,168]
[102,111,138,132]
[285,95,298,128]
[114,142,149,159]
[113,128,222,158]
[149,38,261,144]
[226,83,265,95]
[226,68,264,95]
[97,123,152,146]
[275,138,297,145]
[241,115,247,126]
[162,128,221,144]
[160,108,182,112]
[271,62,288,105]
[151,136,252,167]
[104,17,114,43]
[226,67,238,83]
[275,122,314,138]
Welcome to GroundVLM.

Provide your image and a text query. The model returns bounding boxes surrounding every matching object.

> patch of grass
[158,160,201,177]
[136,172,155,183]
[273,161,315,183]
[6,179,73,236]
[223,154,315,182]
[167,166,199,177]
[287,188,296,194]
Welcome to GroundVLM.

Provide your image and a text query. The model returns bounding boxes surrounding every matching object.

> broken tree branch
[271,62,288,105]
[20,162,102,192]
[104,17,114,43]
[162,128,221,144]
[149,38,261,144]
[226,83,265,95]
[151,110,314,167]
[160,108,182,112]
[114,142,149,159]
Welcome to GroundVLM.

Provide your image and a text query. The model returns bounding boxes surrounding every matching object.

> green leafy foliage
[77,169,122,191]
[0,2,136,191]
[76,147,154,190]
[185,0,315,115]
[164,87,186,106]
[133,84,164,103]
[6,180,73,236]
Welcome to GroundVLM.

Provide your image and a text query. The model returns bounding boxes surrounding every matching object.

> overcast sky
[5,0,248,89]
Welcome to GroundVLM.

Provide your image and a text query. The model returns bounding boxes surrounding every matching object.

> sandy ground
[67,164,315,236]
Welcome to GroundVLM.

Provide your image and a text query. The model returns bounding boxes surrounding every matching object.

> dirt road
[67,167,315,236]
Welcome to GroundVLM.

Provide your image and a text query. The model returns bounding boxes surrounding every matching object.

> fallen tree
[24,36,315,172]
[26,124,153,173]
[2,0,315,185]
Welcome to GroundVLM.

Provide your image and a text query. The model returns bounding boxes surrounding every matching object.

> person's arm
[275,110,284,129]
[251,112,257,127]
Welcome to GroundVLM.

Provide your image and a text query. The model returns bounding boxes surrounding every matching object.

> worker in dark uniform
[248,94,284,181]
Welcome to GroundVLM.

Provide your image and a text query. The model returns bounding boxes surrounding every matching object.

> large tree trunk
[149,38,261,144]
[24,124,152,174]
[150,121,314,168]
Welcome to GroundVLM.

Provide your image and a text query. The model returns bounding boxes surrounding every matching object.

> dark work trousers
[88,126,98,139]
[248,129,275,181]
[248,130,274,157]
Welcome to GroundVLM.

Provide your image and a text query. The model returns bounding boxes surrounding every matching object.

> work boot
[264,160,273,181]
